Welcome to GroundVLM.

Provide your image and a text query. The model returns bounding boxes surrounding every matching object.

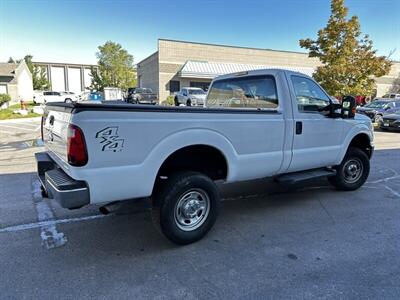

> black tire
[174,97,179,106]
[151,171,220,245]
[186,99,191,106]
[328,147,370,191]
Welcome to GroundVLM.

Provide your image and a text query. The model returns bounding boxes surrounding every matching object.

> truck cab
[37,69,374,245]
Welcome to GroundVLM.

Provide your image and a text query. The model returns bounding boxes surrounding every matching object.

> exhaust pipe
[99,201,121,215]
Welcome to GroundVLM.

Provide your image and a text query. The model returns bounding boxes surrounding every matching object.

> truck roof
[213,68,312,81]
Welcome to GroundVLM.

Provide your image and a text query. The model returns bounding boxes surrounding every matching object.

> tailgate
[43,108,72,162]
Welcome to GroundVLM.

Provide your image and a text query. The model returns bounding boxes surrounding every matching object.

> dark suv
[356,100,400,122]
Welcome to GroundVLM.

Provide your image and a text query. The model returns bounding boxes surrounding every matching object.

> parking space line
[0,124,37,132]
[31,177,67,249]
[0,214,109,234]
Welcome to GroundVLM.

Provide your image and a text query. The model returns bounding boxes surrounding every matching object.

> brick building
[137,39,400,102]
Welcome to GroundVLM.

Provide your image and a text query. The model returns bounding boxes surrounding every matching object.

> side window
[291,76,330,112]
[207,75,278,109]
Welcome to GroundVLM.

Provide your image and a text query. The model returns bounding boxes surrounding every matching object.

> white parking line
[31,177,67,249]
[0,214,109,233]
[2,122,39,128]
[0,124,37,132]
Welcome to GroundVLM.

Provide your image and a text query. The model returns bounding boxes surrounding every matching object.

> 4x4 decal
[95,127,124,152]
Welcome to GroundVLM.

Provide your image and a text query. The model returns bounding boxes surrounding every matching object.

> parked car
[382,93,400,99]
[37,69,373,245]
[126,87,157,104]
[34,91,77,104]
[356,99,400,122]
[378,110,400,131]
[174,87,206,106]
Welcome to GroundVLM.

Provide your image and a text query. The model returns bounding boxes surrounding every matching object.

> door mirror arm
[318,102,341,118]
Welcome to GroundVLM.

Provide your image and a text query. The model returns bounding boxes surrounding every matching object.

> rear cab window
[207,75,279,109]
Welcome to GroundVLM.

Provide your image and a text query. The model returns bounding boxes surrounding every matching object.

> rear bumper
[35,152,90,209]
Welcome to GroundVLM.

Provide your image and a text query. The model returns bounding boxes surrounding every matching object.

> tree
[7,57,15,63]
[299,0,392,97]
[23,55,50,90]
[90,41,136,91]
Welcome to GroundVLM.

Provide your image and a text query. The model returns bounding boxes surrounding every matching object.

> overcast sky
[1,0,399,64]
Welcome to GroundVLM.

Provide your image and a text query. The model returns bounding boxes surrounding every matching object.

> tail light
[67,124,88,166]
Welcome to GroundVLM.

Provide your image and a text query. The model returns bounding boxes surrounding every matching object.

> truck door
[287,75,343,172]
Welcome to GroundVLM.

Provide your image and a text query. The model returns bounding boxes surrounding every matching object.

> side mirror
[341,96,356,118]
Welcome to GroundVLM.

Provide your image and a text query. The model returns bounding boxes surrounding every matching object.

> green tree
[23,55,50,90]
[90,41,136,91]
[299,0,392,97]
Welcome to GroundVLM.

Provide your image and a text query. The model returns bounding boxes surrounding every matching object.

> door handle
[296,121,302,135]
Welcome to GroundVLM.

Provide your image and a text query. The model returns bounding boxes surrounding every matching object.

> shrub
[161,95,175,106]
[0,94,11,106]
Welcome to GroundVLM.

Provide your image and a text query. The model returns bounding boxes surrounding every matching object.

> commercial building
[33,62,97,94]
[137,39,400,101]
[0,61,33,103]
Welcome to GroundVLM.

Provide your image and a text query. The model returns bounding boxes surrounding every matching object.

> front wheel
[151,171,220,245]
[328,147,370,191]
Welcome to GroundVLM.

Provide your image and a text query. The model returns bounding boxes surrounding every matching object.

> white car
[37,69,374,245]
[382,93,400,99]
[174,87,206,106]
[34,91,77,104]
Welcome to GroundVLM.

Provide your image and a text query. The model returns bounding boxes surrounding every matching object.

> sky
[1,0,399,65]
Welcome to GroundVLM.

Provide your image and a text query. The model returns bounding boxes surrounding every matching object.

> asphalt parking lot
[1,117,400,299]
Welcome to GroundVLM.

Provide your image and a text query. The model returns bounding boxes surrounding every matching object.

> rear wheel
[151,171,220,245]
[328,147,370,191]
[174,97,179,106]
[186,99,191,106]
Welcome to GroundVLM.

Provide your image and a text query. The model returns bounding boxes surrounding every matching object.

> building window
[169,80,180,93]
[190,81,211,91]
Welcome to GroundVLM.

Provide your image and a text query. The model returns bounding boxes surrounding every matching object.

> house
[0,61,33,104]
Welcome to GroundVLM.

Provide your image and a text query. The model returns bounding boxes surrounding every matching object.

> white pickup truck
[36,69,374,245]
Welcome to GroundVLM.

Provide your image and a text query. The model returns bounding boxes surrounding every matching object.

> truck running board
[275,168,336,185]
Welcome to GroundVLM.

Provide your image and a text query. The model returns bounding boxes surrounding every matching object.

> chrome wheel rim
[174,189,210,231]
[343,158,363,184]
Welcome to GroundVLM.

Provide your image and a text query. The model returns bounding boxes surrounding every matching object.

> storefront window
[169,80,180,93]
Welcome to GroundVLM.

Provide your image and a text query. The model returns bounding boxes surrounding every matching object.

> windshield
[365,101,388,109]
[189,89,205,95]
[136,88,153,94]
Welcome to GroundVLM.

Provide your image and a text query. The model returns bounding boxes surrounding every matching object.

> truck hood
[355,113,372,122]
[190,94,207,100]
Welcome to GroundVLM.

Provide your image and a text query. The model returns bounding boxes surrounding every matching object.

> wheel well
[349,134,372,158]
[157,145,228,181]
